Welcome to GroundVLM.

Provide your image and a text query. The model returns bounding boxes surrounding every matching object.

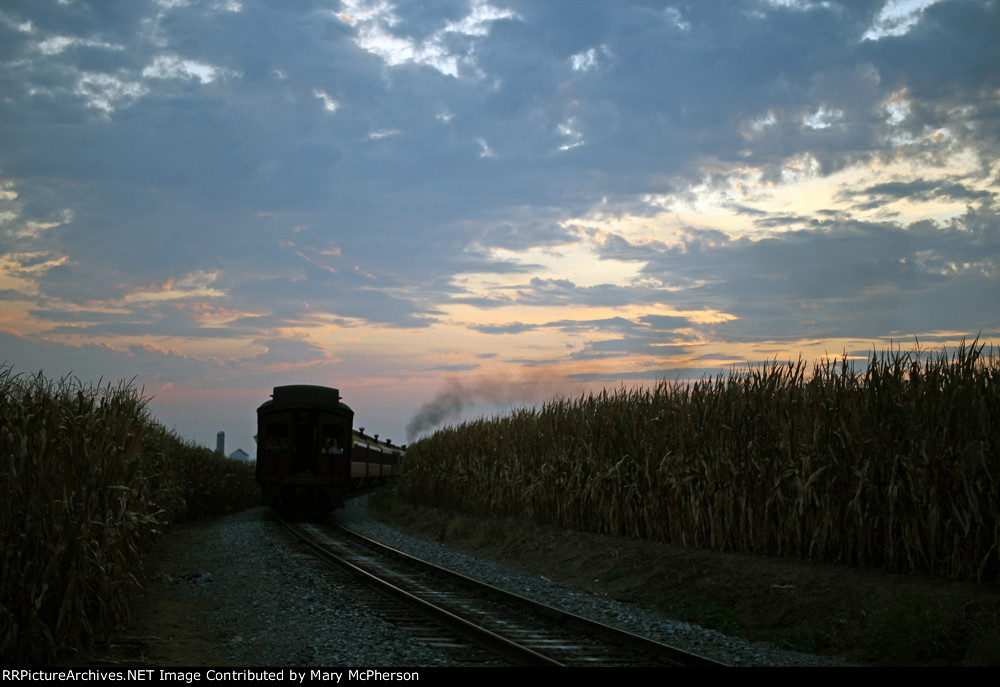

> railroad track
[276,515,728,667]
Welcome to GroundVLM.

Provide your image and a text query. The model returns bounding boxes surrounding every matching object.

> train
[255,385,404,514]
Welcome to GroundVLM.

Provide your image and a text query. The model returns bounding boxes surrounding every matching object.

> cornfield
[401,340,1000,583]
[0,367,259,664]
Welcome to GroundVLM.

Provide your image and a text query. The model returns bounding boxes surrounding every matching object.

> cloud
[142,54,232,83]
[841,178,995,210]
[339,0,519,78]
[0,0,997,447]
[467,321,539,335]
[600,205,1000,342]
[863,0,941,41]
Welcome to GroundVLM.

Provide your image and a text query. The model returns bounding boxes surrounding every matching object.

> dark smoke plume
[405,373,569,442]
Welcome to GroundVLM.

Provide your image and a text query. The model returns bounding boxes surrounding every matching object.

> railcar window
[261,421,290,454]
[321,422,347,455]
[264,422,288,438]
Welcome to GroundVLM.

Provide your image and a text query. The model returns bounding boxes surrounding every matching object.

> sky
[1,0,998,455]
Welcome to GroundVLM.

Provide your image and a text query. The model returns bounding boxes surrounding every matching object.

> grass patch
[596,566,629,584]
[666,600,742,636]
[368,484,399,511]
[769,627,833,654]
[847,593,1000,666]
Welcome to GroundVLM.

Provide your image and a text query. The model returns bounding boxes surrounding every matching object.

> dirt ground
[60,499,1000,667]
[53,522,241,668]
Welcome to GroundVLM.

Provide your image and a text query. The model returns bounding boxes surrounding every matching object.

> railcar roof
[257,384,353,414]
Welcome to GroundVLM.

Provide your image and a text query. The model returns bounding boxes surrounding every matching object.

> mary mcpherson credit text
[3,670,420,683]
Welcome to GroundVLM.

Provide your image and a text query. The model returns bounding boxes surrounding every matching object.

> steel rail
[329,520,730,668]
[279,514,729,667]
[279,516,564,666]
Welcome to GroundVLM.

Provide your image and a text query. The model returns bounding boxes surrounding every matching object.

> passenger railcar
[255,385,402,514]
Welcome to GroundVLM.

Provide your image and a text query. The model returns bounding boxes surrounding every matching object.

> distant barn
[229,448,252,462]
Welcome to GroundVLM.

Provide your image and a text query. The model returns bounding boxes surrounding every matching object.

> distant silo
[216,431,225,455]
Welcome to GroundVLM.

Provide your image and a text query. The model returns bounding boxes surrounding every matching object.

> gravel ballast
[136,498,850,667]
